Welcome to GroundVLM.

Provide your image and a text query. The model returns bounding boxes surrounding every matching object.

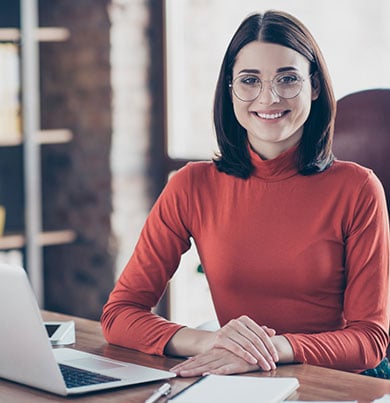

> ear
[311,73,321,101]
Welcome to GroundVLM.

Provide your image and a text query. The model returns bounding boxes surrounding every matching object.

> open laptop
[0,263,175,396]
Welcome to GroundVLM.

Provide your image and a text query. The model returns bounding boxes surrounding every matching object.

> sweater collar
[249,144,299,181]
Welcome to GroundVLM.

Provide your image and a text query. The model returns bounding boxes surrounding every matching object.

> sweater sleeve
[101,167,193,355]
[284,171,390,372]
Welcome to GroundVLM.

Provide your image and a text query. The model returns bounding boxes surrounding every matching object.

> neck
[249,142,297,160]
[247,127,303,160]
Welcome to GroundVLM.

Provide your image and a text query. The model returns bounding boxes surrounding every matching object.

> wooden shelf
[38,129,74,144]
[0,136,23,146]
[0,27,70,42]
[0,129,73,146]
[0,229,76,250]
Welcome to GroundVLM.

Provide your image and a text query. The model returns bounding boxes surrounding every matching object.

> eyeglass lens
[231,72,305,101]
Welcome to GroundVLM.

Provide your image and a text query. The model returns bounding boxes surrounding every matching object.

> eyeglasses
[229,71,310,102]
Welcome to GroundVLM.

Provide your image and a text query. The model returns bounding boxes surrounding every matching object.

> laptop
[0,263,175,396]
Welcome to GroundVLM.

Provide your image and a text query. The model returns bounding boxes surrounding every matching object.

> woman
[101,10,389,377]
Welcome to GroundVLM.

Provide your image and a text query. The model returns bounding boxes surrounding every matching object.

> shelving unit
[0,0,76,306]
[0,230,76,250]
[0,27,70,42]
[0,129,73,146]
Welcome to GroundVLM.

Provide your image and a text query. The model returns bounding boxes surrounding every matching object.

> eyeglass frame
[228,71,312,102]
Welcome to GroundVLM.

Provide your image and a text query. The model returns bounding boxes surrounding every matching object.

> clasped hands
[170,315,280,377]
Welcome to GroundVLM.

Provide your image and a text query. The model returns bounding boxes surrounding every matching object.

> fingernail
[264,363,271,371]
[250,356,258,364]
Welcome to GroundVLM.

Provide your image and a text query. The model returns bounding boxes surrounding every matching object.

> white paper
[168,374,299,403]
[373,396,390,403]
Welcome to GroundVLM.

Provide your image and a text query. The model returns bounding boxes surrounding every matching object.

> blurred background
[0,0,389,323]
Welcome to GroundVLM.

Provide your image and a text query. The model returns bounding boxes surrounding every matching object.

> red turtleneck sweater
[101,146,389,372]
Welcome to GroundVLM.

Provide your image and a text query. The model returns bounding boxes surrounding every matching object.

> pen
[145,382,172,403]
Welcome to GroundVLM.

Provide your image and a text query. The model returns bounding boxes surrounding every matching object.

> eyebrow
[237,66,300,75]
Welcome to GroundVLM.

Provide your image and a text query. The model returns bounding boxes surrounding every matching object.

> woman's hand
[205,315,279,371]
[165,315,287,376]
[170,347,261,377]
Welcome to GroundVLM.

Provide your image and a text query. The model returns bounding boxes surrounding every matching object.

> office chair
[333,88,390,364]
[333,88,390,207]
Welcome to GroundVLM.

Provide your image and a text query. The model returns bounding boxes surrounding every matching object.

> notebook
[0,263,175,396]
[168,374,299,403]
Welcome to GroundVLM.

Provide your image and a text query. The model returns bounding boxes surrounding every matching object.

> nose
[255,81,280,105]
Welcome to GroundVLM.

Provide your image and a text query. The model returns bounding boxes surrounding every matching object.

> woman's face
[231,41,319,160]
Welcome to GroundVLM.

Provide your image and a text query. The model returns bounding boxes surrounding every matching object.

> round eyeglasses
[229,71,310,102]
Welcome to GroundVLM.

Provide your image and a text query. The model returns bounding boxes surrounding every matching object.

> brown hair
[213,10,336,178]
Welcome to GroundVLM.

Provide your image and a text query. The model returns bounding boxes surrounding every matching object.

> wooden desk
[0,311,388,402]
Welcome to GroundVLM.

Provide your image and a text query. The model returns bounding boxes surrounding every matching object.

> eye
[276,73,301,85]
[238,75,260,86]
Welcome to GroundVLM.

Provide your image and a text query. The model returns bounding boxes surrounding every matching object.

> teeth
[257,112,283,120]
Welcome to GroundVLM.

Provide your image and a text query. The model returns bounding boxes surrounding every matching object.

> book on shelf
[0,43,21,143]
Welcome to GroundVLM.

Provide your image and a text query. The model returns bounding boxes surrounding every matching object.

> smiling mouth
[255,111,287,120]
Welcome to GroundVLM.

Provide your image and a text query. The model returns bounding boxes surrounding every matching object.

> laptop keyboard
[59,363,121,388]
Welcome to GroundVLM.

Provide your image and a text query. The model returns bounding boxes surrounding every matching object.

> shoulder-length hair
[213,10,336,178]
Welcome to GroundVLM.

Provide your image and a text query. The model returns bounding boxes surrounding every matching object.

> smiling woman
[165,1,390,332]
[229,41,319,161]
[212,12,334,179]
[102,9,389,379]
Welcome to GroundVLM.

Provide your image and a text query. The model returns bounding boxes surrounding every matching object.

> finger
[262,325,276,337]
[171,355,221,377]
[237,317,279,362]
[228,320,277,369]
[214,332,275,371]
[170,356,197,372]
[214,334,259,365]
[206,361,255,375]
[218,319,277,366]
[176,364,212,377]
[238,317,278,354]
[175,350,259,377]
[171,353,219,371]
[173,357,242,377]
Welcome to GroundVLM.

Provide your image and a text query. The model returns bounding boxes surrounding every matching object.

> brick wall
[39,0,116,319]
[38,0,155,319]
[109,0,152,279]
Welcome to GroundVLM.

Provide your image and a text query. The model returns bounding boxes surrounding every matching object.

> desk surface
[0,311,388,402]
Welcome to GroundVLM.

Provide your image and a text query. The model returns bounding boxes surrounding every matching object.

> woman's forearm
[164,327,215,357]
[271,335,294,363]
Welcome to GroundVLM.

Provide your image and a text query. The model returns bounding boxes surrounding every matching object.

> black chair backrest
[333,88,390,210]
